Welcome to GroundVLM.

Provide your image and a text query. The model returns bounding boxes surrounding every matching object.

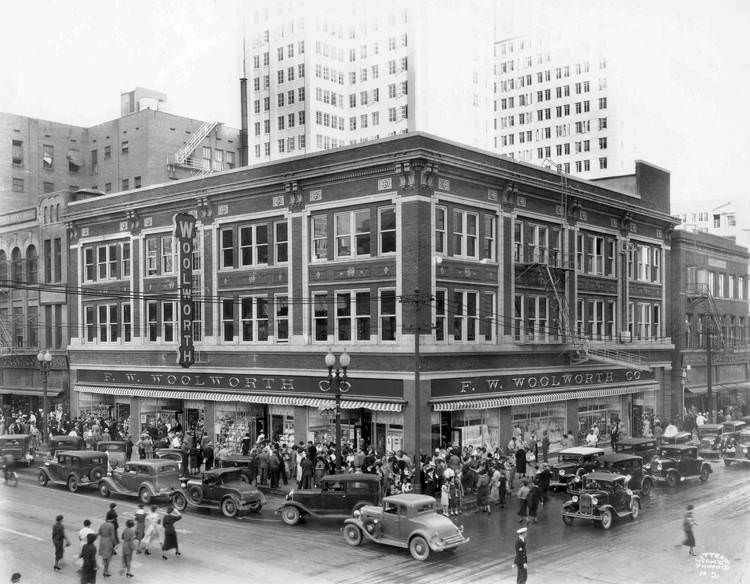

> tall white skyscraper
[244,0,495,163]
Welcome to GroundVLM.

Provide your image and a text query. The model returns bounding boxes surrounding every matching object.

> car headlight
[572,495,578,502]
[353,510,361,519]
[559,469,566,476]
[644,463,651,470]
[656,464,662,472]
[743,447,748,453]
[626,489,633,496]
[591,497,598,505]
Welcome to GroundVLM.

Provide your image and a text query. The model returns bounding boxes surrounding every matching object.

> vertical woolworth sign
[174,212,196,368]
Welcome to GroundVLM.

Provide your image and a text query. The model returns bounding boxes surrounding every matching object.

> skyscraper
[244,0,495,163]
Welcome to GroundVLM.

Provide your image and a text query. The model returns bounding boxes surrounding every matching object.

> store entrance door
[632,404,643,437]
[375,423,386,454]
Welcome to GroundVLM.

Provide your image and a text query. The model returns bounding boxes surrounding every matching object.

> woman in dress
[133,504,146,552]
[120,520,136,578]
[79,533,98,584]
[476,469,491,513]
[161,505,182,560]
[97,517,115,577]
[683,504,698,556]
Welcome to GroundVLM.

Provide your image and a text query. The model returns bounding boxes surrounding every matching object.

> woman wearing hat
[683,504,697,556]
[79,533,98,584]
[161,505,182,560]
[97,515,116,577]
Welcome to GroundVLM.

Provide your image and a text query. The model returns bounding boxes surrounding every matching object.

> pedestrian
[448,473,464,516]
[105,503,119,551]
[526,483,540,523]
[78,519,95,551]
[133,504,146,551]
[476,469,491,513]
[139,505,161,555]
[610,420,620,450]
[241,432,252,456]
[51,514,70,571]
[300,453,314,489]
[536,463,551,511]
[202,441,214,471]
[161,505,182,560]
[515,445,527,478]
[513,527,529,584]
[10,573,21,584]
[517,479,530,523]
[439,477,450,514]
[120,520,135,578]
[97,516,115,577]
[79,533,98,584]
[585,427,598,447]
[541,430,550,463]
[683,504,698,556]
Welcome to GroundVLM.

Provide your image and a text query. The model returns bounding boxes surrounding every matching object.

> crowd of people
[49,501,182,583]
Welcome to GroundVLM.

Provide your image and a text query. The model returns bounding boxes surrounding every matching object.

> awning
[74,385,403,412]
[0,386,63,397]
[686,381,750,395]
[431,383,658,412]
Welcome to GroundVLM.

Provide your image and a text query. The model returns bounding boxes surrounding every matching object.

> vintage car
[38,450,108,492]
[216,454,256,482]
[561,472,641,530]
[720,421,747,452]
[49,435,83,457]
[549,447,605,491]
[343,494,469,561]
[154,448,185,473]
[722,429,750,466]
[170,467,265,518]
[98,459,181,503]
[96,441,128,469]
[696,424,723,459]
[569,453,653,496]
[662,431,693,445]
[644,444,712,487]
[612,437,659,459]
[277,473,381,525]
[0,434,35,466]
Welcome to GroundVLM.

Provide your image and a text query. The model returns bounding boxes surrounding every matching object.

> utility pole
[706,329,713,422]
[413,287,422,493]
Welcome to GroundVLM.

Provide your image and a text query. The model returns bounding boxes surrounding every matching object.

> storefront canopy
[0,386,63,397]
[74,385,403,412]
[686,381,750,395]
[431,383,658,412]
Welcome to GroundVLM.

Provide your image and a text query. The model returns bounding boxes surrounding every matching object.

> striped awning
[0,386,63,397]
[431,383,658,412]
[74,385,403,412]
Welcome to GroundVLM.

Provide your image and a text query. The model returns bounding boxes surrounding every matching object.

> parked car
[343,494,469,561]
[49,435,83,457]
[38,450,108,493]
[696,424,723,459]
[612,437,658,460]
[662,431,693,445]
[154,448,186,474]
[561,472,641,530]
[277,473,381,525]
[720,421,747,453]
[569,453,653,496]
[549,447,605,491]
[170,467,265,518]
[96,441,128,469]
[216,455,256,482]
[98,459,181,504]
[0,434,35,466]
[644,445,712,487]
[722,429,750,466]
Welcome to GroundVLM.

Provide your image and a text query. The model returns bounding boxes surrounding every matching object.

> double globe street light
[37,349,52,444]
[319,350,351,470]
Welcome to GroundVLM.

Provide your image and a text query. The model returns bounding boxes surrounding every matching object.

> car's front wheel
[90,468,104,482]
[280,506,300,526]
[99,483,111,498]
[724,459,732,466]
[171,492,187,512]
[248,500,262,513]
[409,535,430,561]
[699,467,710,483]
[640,478,652,497]
[600,509,613,530]
[630,499,641,520]
[38,472,48,486]
[67,475,79,493]
[665,472,679,488]
[221,497,239,518]
[343,524,363,547]
[562,514,574,526]
[139,487,152,505]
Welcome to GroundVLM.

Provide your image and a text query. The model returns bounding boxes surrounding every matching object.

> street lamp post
[37,349,52,444]
[319,350,350,470]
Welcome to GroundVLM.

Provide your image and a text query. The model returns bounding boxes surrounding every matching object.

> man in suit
[513,527,528,584]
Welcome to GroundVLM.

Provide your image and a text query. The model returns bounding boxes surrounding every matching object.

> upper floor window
[311,215,328,260]
[145,235,175,277]
[335,210,370,258]
[275,221,288,263]
[240,224,269,266]
[240,297,269,342]
[379,207,396,254]
[452,210,478,259]
[43,145,54,169]
[482,215,496,261]
[336,290,371,341]
[435,207,447,254]
[453,290,478,341]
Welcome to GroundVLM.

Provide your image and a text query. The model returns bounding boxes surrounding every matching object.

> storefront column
[499,407,512,450]
[203,402,215,445]
[403,377,430,462]
[294,406,308,447]
[566,400,578,444]
[129,398,141,439]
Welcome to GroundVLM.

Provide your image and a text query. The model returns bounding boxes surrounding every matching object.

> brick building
[65,133,678,456]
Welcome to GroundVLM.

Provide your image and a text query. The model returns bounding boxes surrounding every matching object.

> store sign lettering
[448,368,651,396]
[103,372,296,391]
[174,212,196,368]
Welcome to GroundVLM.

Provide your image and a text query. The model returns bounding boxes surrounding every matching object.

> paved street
[1,462,747,584]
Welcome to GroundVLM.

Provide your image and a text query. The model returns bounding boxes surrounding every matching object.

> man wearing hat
[513,527,528,584]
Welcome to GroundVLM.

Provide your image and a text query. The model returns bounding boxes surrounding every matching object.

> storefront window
[215,404,264,453]
[577,397,623,444]
[449,409,500,451]
[269,405,295,446]
[139,399,181,443]
[512,403,566,451]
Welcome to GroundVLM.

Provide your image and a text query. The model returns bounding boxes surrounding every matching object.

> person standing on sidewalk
[105,503,119,552]
[517,480,530,523]
[683,504,698,556]
[79,533,98,584]
[161,505,182,560]
[513,527,529,584]
[139,505,161,556]
[97,516,115,577]
[77,519,95,552]
[120,519,136,578]
[541,431,550,463]
[51,514,70,571]
[133,504,146,552]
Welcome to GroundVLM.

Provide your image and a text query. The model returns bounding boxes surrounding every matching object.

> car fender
[275,501,315,517]
[408,528,440,550]
[596,503,616,516]
[139,481,158,496]
[38,466,52,479]
[98,476,117,489]
[700,462,712,474]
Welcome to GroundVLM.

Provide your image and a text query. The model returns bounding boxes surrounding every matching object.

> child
[449,475,464,516]
[440,481,450,515]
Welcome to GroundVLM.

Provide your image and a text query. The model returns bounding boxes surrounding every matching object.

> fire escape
[686,283,725,350]
[167,121,221,177]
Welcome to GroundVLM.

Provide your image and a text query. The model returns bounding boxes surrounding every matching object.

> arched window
[55,203,60,222]
[0,250,7,282]
[11,247,22,283]
[26,245,38,284]
[43,207,48,224]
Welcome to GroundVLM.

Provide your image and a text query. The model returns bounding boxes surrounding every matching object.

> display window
[308,407,358,449]
[577,397,623,443]
[269,405,295,446]
[512,403,567,451]
[214,403,264,453]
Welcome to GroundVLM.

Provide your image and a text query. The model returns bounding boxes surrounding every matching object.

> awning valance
[0,386,63,397]
[686,381,750,395]
[74,385,403,412]
[431,383,658,412]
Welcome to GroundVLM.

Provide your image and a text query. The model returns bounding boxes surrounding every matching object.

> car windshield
[102,444,125,451]
[558,454,582,462]
[414,502,434,514]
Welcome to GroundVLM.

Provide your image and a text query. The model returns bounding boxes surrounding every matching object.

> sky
[1,0,749,216]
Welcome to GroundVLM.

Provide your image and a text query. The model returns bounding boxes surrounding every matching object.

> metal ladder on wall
[173,121,220,164]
